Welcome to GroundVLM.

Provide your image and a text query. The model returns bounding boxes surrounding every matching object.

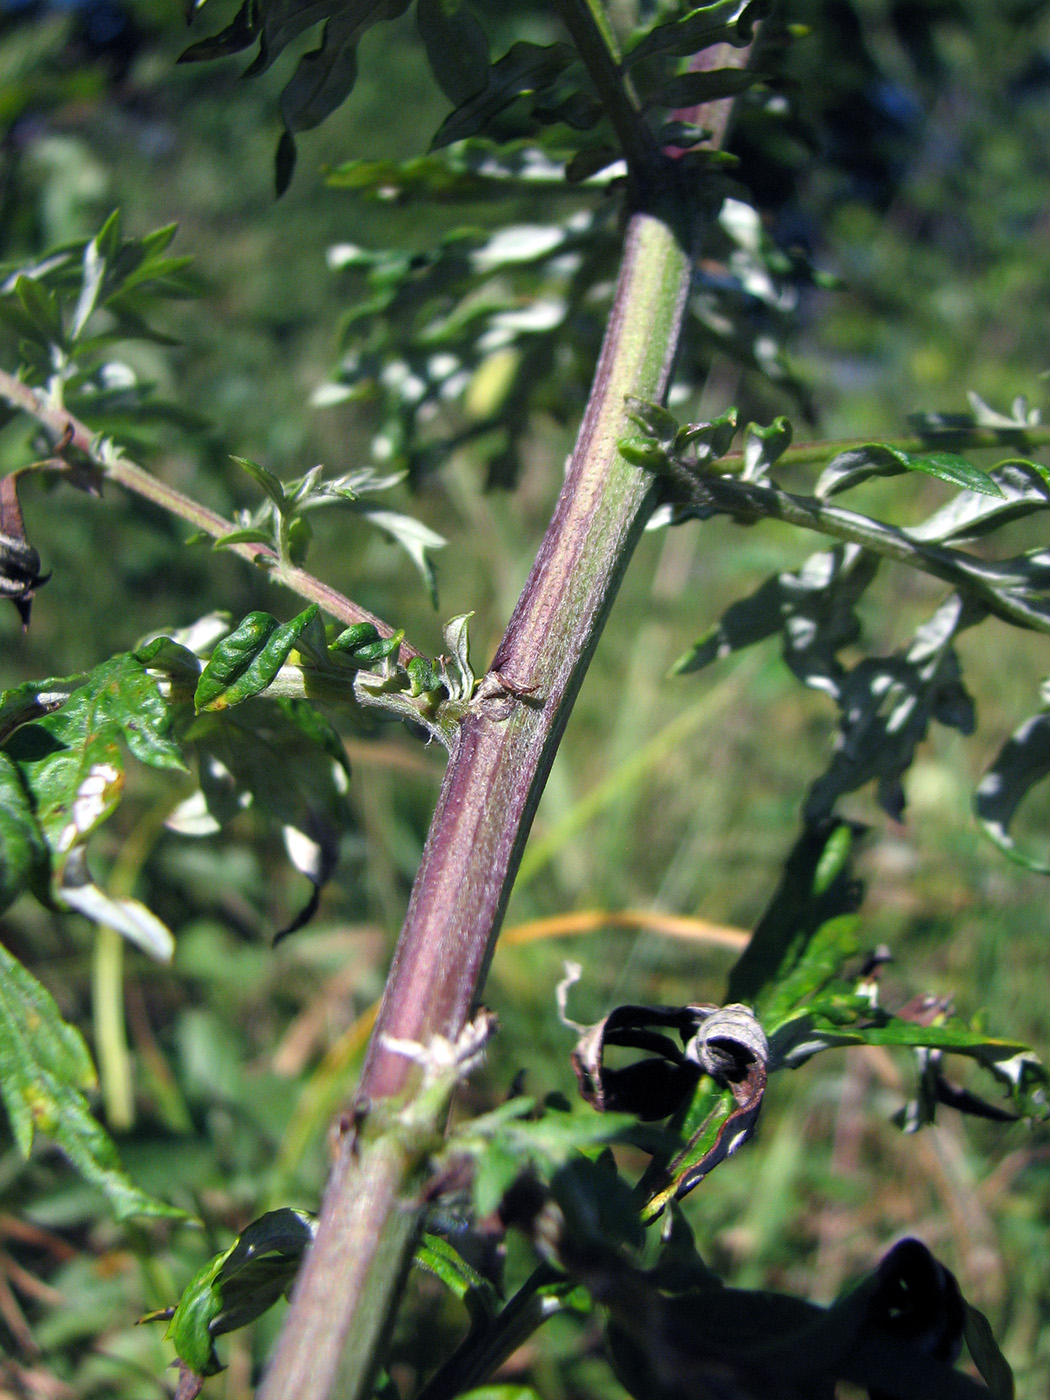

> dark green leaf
[430,42,576,150]
[178,0,257,62]
[643,66,759,112]
[276,129,297,196]
[417,0,489,106]
[963,1304,1015,1400]
[975,704,1050,874]
[625,0,764,65]
[194,609,300,710]
[907,459,1050,544]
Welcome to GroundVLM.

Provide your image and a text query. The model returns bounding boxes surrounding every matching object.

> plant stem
[260,28,758,1395]
[93,927,133,1130]
[0,370,419,660]
[552,0,656,175]
[258,180,697,1400]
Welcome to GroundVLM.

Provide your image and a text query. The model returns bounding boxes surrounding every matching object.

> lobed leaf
[430,42,577,150]
[624,0,764,66]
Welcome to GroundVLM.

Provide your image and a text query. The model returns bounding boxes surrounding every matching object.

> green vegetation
[2,1,1050,1398]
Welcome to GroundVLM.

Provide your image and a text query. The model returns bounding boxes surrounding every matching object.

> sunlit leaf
[0,942,183,1220]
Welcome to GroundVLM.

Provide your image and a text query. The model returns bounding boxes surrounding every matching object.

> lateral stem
[0,369,419,659]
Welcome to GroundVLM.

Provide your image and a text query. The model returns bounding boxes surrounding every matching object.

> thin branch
[722,424,1050,473]
[0,369,420,661]
[698,472,1050,633]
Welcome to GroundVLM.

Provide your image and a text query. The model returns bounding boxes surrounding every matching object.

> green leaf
[231,454,286,510]
[907,459,1050,545]
[643,66,759,111]
[0,752,48,911]
[975,704,1050,874]
[624,0,761,65]
[14,273,65,347]
[430,42,576,150]
[194,608,319,710]
[417,0,490,106]
[727,820,862,1007]
[4,654,189,931]
[178,0,256,61]
[742,415,792,479]
[163,1208,317,1374]
[0,942,182,1220]
[440,612,475,700]
[758,915,860,1026]
[817,444,1003,500]
[458,1388,544,1400]
[416,1233,499,1323]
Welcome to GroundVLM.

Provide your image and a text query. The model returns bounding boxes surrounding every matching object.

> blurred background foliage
[3,0,1050,1395]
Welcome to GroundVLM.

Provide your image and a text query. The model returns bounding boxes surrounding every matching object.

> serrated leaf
[0,942,182,1220]
[0,752,48,911]
[0,654,188,932]
[430,41,576,150]
[417,0,490,106]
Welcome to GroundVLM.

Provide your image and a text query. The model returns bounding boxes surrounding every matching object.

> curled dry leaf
[568,987,769,1195]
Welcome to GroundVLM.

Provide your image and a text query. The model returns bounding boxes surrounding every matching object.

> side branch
[0,369,418,658]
